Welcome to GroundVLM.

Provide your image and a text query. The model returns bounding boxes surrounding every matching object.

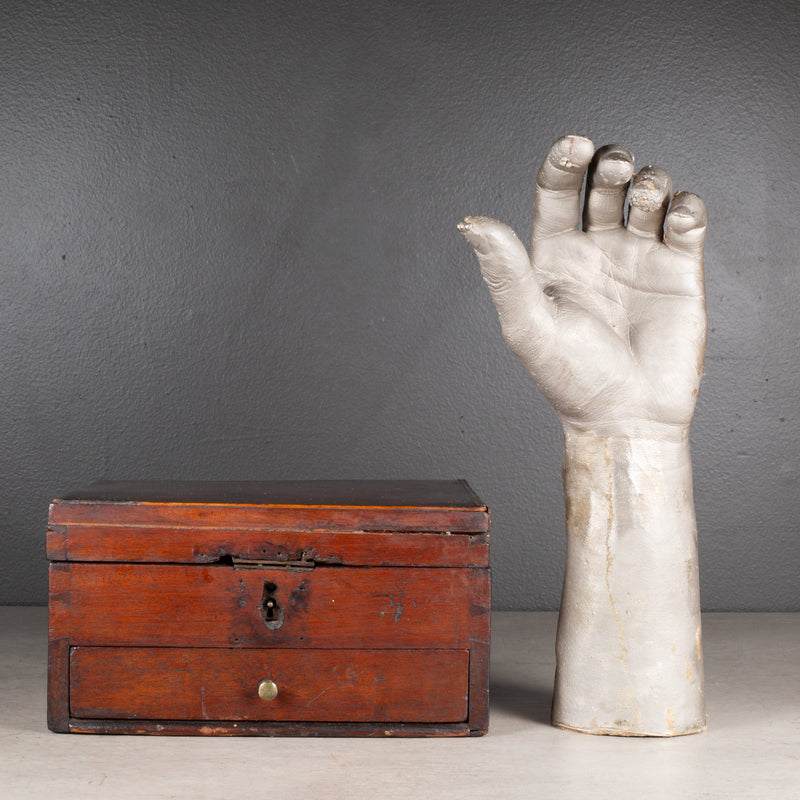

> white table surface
[1,607,797,799]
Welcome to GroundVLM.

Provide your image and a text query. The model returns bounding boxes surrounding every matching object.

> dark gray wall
[3,0,798,608]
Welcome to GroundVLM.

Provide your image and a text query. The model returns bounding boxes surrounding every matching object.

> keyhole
[260,581,284,629]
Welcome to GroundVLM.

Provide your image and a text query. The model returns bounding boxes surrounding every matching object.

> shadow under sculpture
[460,135,707,736]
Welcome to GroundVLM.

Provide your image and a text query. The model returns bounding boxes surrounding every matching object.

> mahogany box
[47,480,491,736]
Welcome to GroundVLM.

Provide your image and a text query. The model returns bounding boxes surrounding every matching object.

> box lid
[47,480,489,567]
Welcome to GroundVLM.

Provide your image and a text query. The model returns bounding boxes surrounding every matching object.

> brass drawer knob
[257,679,278,701]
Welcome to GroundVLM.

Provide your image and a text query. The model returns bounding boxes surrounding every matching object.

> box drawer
[70,647,469,723]
[64,563,483,649]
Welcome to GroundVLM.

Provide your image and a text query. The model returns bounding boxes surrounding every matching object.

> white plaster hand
[460,135,709,736]
[459,135,707,440]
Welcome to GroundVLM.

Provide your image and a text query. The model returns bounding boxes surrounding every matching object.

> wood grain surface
[46,525,488,567]
[70,646,469,722]
[62,563,485,649]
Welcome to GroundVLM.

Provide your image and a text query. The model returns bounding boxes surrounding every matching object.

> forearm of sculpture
[552,428,706,736]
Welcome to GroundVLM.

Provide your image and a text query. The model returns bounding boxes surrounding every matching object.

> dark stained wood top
[55,480,484,509]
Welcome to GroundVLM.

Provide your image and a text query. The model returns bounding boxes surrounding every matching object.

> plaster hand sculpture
[459,135,707,736]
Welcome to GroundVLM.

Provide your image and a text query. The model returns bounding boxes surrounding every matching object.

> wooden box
[47,480,490,737]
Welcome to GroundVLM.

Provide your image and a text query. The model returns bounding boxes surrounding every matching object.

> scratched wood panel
[466,560,492,735]
[66,564,487,649]
[70,647,469,723]
[65,719,472,736]
[48,480,490,535]
[46,525,489,568]
[47,564,71,732]
[49,503,488,532]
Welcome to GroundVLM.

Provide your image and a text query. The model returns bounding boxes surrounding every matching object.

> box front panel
[70,646,469,723]
[66,564,481,649]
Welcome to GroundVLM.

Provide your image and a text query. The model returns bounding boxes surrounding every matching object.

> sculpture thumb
[457,216,531,295]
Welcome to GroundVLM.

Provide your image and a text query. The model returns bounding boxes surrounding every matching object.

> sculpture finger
[459,216,554,356]
[627,166,672,238]
[664,191,708,260]
[532,135,595,242]
[583,145,634,232]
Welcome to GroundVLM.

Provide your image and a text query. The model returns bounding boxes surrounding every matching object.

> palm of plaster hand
[459,136,707,439]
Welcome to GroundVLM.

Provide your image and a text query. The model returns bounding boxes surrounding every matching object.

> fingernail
[630,166,672,211]
[549,135,594,170]
[594,145,634,184]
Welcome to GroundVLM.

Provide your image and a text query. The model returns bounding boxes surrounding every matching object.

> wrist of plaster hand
[560,415,693,445]
[561,429,697,526]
